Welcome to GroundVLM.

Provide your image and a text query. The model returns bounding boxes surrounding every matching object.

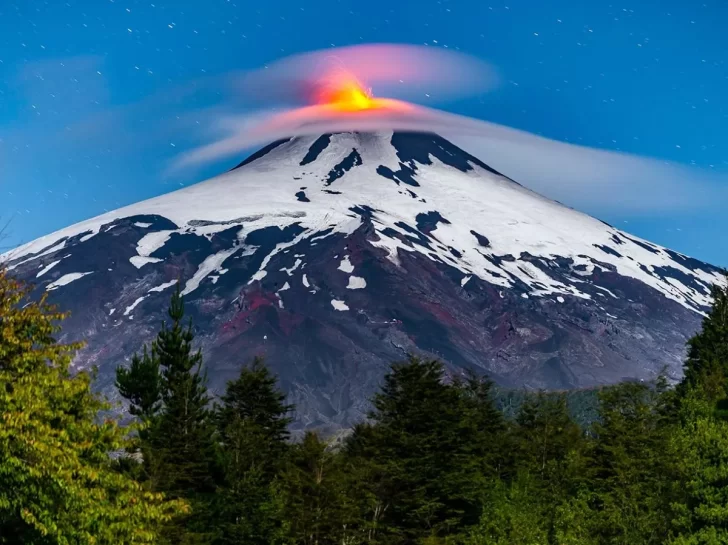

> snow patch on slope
[136,230,174,258]
[182,247,238,296]
[4,132,722,314]
[280,259,303,276]
[123,296,147,316]
[347,276,366,289]
[36,260,62,278]
[130,256,163,269]
[8,241,66,271]
[149,280,178,293]
[46,272,93,291]
[338,255,354,274]
[331,299,349,311]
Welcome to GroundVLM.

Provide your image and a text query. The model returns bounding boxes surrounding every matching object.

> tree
[116,345,162,422]
[584,381,675,545]
[340,421,401,545]
[464,473,549,545]
[511,392,586,543]
[212,357,293,545]
[154,285,215,498]
[281,432,350,545]
[0,269,182,544]
[668,388,728,544]
[115,283,216,544]
[668,275,728,543]
[355,357,490,544]
[681,272,728,396]
[457,370,508,480]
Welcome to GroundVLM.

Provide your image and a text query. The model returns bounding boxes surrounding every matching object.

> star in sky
[0,0,726,265]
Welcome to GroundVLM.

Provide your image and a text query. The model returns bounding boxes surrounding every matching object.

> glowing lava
[315,72,389,112]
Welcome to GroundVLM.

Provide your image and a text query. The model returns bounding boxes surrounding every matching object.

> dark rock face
[4,131,723,432]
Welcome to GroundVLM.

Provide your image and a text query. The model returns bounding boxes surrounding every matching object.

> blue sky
[1,0,726,265]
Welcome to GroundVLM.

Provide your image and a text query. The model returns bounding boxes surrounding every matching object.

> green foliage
[5,269,728,545]
[116,345,162,421]
[465,473,550,545]
[666,275,728,544]
[668,386,728,544]
[343,357,500,544]
[115,283,216,544]
[153,286,216,501]
[0,269,182,544]
[682,272,728,394]
[212,357,292,545]
[512,392,587,543]
[281,432,351,545]
[584,381,676,544]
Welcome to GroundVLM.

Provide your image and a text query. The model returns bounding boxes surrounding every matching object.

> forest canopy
[1,268,728,544]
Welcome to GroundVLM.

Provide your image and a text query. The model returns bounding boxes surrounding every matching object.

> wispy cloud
[3,45,725,222]
[164,43,726,215]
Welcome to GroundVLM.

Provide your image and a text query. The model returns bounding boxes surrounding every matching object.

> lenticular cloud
[169,44,726,214]
[232,43,501,107]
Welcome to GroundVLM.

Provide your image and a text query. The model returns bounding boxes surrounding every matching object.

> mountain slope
[4,131,723,430]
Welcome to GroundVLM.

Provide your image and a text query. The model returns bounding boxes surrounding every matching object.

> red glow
[314,72,384,112]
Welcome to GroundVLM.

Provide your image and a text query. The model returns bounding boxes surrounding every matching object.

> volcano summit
[3,132,723,430]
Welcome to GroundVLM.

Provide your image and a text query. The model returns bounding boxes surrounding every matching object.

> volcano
[3,132,723,431]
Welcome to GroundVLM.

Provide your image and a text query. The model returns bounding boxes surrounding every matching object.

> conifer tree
[281,432,350,545]
[458,370,508,479]
[359,357,488,543]
[668,274,728,543]
[681,273,728,386]
[212,357,292,545]
[154,285,215,498]
[115,283,216,544]
[668,388,728,544]
[0,269,182,544]
[341,421,399,544]
[585,381,675,545]
[511,392,586,543]
[116,345,162,422]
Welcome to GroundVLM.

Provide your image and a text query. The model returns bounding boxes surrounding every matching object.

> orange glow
[315,73,387,112]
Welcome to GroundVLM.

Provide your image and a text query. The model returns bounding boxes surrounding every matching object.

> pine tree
[0,269,182,544]
[681,272,728,394]
[585,381,675,545]
[154,285,215,496]
[115,283,216,544]
[281,432,350,545]
[358,357,489,544]
[668,388,728,544]
[116,345,162,421]
[216,357,291,464]
[212,357,292,545]
[511,392,586,543]
[668,275,728,543]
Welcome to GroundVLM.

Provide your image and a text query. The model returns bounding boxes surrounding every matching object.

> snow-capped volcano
[4,132,724,430]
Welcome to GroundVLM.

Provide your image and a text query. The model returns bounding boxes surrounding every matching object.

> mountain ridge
[3,131,724,429]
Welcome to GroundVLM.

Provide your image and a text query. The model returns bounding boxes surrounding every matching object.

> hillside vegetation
[1,267,728,544]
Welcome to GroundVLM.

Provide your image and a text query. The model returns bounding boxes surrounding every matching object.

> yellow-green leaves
[0,269,184,544]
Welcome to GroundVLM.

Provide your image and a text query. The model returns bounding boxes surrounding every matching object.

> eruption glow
[173,44,494,168]
[168,44,726,215]
[233,43,500,108]
[314,73,376,111]
[298,69,413,115]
